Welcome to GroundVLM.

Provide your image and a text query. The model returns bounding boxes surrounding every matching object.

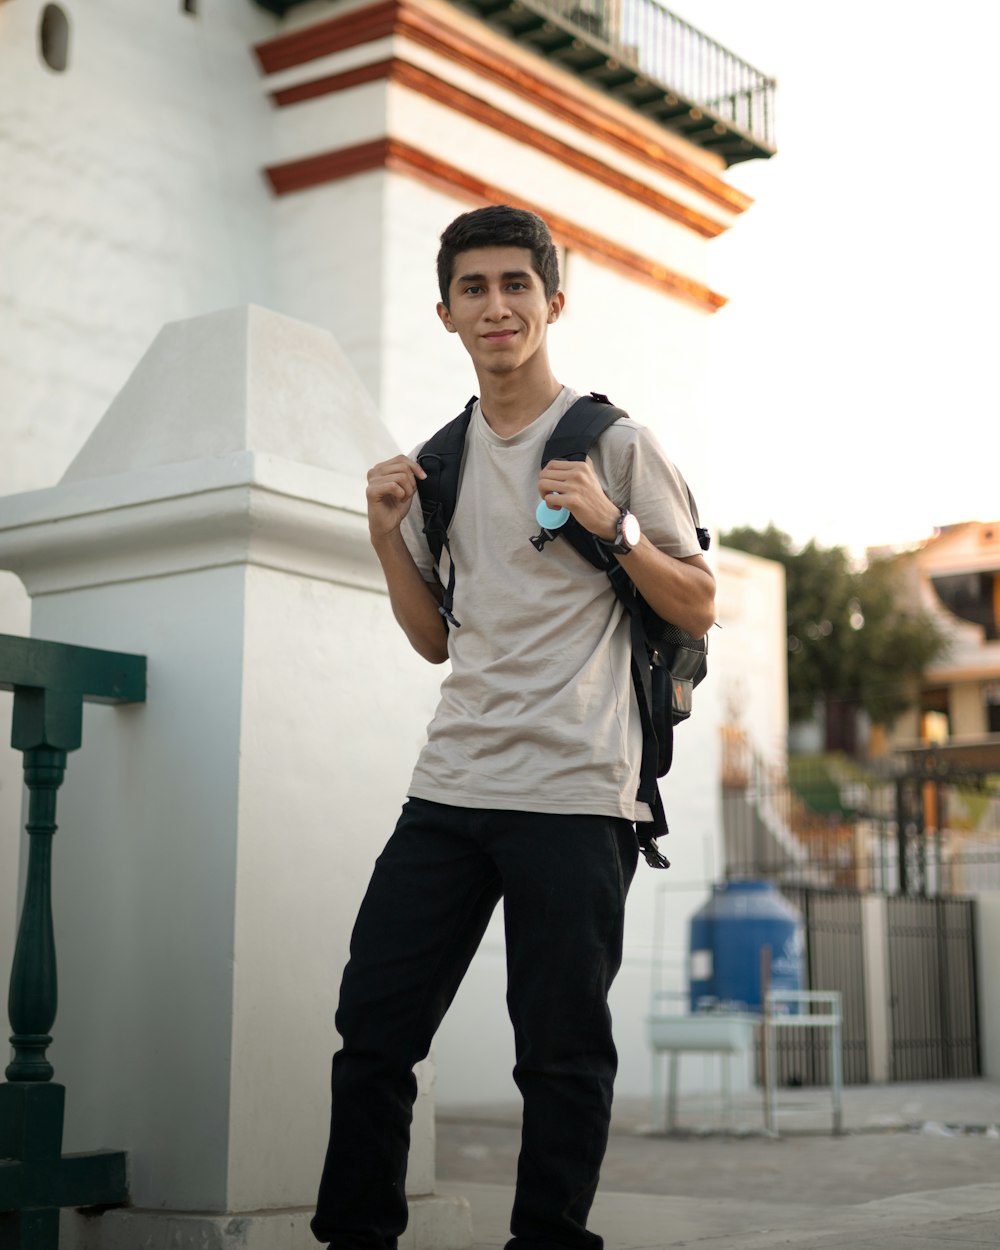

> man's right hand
[366,456,427,541]
[365,455,448,663]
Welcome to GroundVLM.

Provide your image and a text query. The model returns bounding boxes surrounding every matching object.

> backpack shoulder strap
[415,396,476,566]
[414,396,476,628]
[686,485,712,553]
[538,393,700,861]
[542,391,626,466]
[541,392,626,574]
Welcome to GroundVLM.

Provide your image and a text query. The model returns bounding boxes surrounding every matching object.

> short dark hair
[437,204,560,305]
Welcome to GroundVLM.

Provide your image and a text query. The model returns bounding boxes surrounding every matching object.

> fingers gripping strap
[537,396,626,576]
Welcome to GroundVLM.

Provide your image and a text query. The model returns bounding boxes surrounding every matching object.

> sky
[669,1,998,557]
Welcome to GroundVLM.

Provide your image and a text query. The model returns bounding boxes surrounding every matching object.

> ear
[436,301,457,333]
[547,291,565,324]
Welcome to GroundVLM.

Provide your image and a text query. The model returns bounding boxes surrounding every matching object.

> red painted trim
[254,0,398,73]
[253,0,751,216]
[272,58,394,106]
[263,138,727,312]
[265,138,389,195]
[271,57,724,239]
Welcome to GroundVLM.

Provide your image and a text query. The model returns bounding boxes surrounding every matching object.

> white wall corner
[0,307,401,598]
[975,893,1000,1079]
[62,305,397,485]
[860,894,891,1083]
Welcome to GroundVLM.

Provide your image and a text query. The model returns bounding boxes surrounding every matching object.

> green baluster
[0,637,144,1246]
[6,746,67,1083]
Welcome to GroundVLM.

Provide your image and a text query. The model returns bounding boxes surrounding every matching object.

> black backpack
[415,392,710,869]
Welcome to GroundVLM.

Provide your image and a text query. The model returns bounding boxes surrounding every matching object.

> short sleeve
[591,422,703,559]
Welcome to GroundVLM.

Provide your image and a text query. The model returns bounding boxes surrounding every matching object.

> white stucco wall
[0,0,276,500]
[0,0,278,980]
[229,561,444,1207]
[712,546,788,768]
[32,569,247,1209]
[272,171,389,407]
[385,87,711,280]
[0,306,457,1219]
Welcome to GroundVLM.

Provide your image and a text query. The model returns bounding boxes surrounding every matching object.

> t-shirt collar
[475,386,579,448]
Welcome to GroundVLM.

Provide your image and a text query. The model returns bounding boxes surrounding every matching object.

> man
[312,205,715,1250]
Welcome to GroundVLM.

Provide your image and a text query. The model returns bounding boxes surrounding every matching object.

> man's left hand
[538,458,620,540]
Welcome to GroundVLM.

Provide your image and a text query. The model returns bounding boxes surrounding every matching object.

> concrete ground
[435,1079,1000,1248]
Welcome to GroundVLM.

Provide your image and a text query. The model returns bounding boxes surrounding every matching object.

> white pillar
[860,894,892,1083]
[0,306,471,1249]
[976,893,1000,1079]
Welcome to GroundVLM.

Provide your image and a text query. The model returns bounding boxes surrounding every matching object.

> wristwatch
[599,507,641,557]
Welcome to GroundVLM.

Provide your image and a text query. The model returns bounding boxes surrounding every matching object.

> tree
[721,525,949,751]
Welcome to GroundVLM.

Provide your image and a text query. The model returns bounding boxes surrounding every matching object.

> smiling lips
[483,330,517,340]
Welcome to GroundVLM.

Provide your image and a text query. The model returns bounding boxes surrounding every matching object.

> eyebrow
[456,270,534,285]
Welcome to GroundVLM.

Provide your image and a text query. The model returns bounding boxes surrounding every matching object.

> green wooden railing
[0,635,146,1248]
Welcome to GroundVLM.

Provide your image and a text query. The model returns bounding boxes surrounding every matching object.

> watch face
[621,512,642,548]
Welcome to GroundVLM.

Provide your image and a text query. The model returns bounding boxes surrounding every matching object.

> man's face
[437,246,563,376]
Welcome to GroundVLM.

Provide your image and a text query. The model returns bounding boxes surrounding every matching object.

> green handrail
[0,635,146,1249]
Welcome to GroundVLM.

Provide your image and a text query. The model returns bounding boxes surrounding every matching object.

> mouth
[482,330,517,341]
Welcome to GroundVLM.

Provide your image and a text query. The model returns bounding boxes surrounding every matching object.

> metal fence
[756,889,980,1087]
[722,737,1000,897]
[775,889,869,1086]
[887,896,980,1081]
[722,739,989,1085]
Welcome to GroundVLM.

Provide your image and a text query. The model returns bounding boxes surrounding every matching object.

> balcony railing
[460,0,776,163]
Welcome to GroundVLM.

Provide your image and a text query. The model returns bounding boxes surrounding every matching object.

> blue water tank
[688,880,804,1012]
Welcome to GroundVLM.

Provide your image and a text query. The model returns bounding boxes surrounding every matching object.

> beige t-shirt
[401,387,702,821]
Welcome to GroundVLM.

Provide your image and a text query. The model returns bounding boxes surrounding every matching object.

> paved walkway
[436,1080,1000,1248]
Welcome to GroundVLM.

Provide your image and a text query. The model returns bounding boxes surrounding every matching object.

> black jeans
[311,797,638,1250]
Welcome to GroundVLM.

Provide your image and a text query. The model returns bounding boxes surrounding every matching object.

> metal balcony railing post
[460,0,775,158]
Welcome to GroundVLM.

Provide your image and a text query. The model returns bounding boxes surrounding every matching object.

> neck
[477,361,563,438]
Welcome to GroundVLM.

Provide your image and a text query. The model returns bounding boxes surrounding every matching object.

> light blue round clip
[535,500,570,529]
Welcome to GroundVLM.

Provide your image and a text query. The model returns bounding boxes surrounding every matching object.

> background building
[888,521,1000,746]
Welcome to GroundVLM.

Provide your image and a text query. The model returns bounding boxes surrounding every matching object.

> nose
[483,285,511,321]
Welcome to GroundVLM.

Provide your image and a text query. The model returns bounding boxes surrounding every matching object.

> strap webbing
[416,398,476,629]
[540,396,674,858]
